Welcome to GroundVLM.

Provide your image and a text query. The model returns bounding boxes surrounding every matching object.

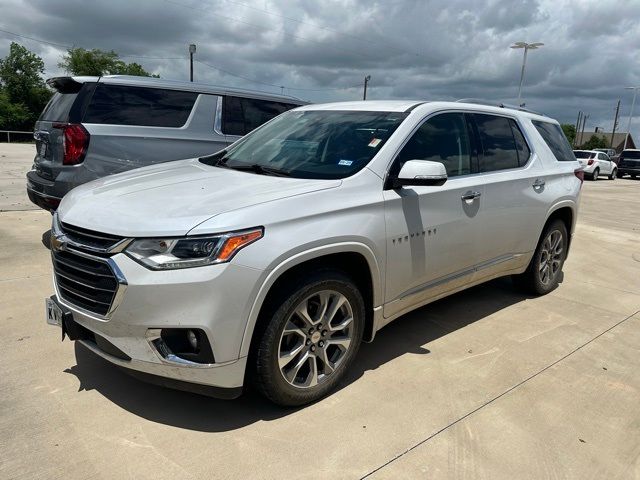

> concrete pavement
[1,144,639,479]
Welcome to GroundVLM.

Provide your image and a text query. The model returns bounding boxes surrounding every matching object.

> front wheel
[609,169,617,180]
[513,219,568,295]
[253,270,365,406]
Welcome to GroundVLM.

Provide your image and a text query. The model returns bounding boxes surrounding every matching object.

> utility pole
[611,99,620,149]
[363,75,371,100]
[189,44,196,82]
[579,113,589,147]
[574,111,582,147]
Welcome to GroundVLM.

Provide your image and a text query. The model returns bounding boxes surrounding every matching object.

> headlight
[125,228,263,270]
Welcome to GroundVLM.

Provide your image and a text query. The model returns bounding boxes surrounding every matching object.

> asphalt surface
[1,143,639,479]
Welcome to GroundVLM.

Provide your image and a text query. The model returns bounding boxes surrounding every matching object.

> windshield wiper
[226,163,291,177]
[199,149,227,166]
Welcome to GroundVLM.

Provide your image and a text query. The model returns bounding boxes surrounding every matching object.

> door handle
[532,179,545,188]
[461,191,481,202]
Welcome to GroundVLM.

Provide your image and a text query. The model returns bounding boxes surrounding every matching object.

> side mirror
[391,160,448,188]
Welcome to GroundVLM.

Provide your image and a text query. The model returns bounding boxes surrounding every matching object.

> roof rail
[455,98,544,116]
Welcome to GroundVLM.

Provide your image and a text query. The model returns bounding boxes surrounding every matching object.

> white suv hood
[58,158,341,236]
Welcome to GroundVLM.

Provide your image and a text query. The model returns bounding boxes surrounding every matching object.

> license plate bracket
[45,296,73,340]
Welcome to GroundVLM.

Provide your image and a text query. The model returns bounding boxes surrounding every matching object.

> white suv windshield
[206,110,408,179]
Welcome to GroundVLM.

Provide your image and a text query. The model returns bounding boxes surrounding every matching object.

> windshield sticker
[368,138,382,148]
[338,159,353,166]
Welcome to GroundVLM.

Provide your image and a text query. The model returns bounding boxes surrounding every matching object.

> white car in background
[572,150,617,180]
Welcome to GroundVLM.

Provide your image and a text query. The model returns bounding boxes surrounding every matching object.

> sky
[1,0,639,140]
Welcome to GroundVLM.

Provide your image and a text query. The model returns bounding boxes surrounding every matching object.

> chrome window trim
[213,95,223,135]
[383,108,536,187]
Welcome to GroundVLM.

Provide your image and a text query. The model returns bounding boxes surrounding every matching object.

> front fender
[237,241,383,359]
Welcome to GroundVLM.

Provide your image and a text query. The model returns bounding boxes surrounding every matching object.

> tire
[592,168,599,181]
[512,219,568,296]
[609,169,617,180]
[617,171,623,178]
[253,269,365,406]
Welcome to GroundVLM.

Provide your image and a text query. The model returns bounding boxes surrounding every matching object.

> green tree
[0,90,30,130]
[0,42,52,130]
[561,124,576,146]
[59,48,158,77]
[580,135,608,150]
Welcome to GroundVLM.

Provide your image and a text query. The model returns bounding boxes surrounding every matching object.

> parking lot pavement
[1,145,639,479]
[0,143,38,212]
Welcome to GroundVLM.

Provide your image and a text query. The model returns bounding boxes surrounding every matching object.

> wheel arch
[239,243,382,359]
[542,201,576,252]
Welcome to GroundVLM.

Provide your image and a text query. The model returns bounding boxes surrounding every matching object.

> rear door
[81,83,224,174]
[597,153,612,173]
[469,113,547,276]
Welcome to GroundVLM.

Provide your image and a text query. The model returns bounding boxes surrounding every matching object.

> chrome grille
[60,222,124,250]
[53,249,119,316]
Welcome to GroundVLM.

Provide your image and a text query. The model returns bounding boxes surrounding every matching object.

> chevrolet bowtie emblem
[50,233,67,252]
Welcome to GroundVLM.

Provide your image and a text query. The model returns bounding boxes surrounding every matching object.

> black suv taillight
[53,123,90,165]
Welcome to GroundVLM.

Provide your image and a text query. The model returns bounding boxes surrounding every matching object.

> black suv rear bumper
[618,167,640,177]
[26,170,62,211]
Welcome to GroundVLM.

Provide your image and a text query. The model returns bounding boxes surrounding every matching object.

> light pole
[510,42,543,105]
[189,44,196,82]
[623,86,639,150]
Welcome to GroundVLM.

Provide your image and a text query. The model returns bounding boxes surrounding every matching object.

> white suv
[573,149,617,180]
[45,100,582,406]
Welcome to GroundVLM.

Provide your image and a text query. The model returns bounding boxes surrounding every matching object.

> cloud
[1,0,639,137]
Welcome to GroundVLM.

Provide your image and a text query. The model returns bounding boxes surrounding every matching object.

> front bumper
[49,252,265,396]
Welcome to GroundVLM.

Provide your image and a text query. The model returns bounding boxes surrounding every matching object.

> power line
[0,27,72,49]
[0,26,361,94]
[195,59,363,92]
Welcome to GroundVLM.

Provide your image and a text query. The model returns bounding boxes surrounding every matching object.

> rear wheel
[592,168,599,181]
[513,219,568,295]
[609,168,617,180]
[253,270,365,406]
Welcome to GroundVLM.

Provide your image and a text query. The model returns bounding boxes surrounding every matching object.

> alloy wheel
[278,290,354,389]
[538,230,563,286]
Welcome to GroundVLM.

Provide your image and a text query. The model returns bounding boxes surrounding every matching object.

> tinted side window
[84,85,198,127]
[510,120,531,166]
[222,96,297,136]
[532,121,576,162]
[393,113,472,178]
[221,96,245,136]
[474,114,520,172]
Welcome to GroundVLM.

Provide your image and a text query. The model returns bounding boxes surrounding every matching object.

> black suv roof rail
[455,98,545,116]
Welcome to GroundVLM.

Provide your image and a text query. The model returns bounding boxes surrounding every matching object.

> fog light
[187,329,198,350]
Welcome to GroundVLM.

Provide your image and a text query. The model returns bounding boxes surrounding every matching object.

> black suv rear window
[84,84,198,127]
[39,92,77,122]
[622,151,640,159]
[533,121,576,162]
[222,96,298,136]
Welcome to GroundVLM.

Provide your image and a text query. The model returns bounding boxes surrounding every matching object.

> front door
[383,112,485,319]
